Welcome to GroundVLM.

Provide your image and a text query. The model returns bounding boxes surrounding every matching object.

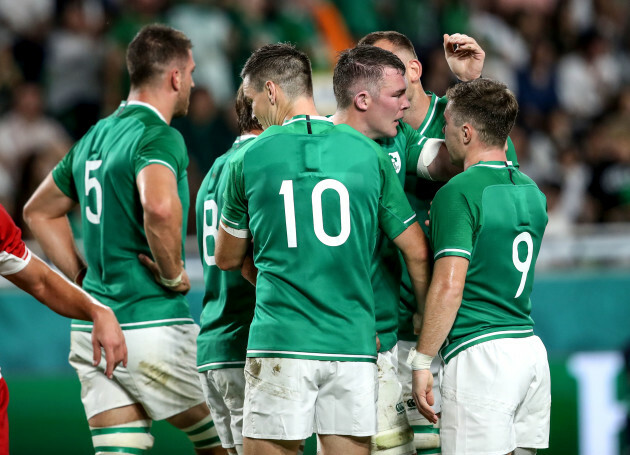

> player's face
[243,76,273,130]
[443,104,464,167]
[174,50,195,117]
[365,67,410,139]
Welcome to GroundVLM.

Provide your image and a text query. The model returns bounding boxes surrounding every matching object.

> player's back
[52,102,191,326]
[224,116,414,361]
[432,161,548,361]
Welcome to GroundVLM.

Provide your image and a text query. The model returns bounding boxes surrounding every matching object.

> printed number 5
[85,160,102,224]
[512,232,533,298]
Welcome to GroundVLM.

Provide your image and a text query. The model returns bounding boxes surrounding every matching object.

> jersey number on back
[202,199,218,266]
[512,232,533,298]
[85,160,103,224]
[279,179,351,248]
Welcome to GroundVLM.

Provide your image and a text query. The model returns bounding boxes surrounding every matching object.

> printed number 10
[279,179,351,248]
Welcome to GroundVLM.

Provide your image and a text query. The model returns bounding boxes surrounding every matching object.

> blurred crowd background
[1,0,630,240]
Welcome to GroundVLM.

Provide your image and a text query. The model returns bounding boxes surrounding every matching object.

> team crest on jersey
[389,152,402,174]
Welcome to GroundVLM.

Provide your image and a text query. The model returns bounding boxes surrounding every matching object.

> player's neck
[127,90,174,124]
[464,146,507,171]
[330,109,379,140]
[402,85,431,130]
[285,97,320,122]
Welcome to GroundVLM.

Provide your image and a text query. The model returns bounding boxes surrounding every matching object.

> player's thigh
[199,368,246,447]
[440,338,538,455]
[514,337,550,450]
[316,361,377,437]
[0,376,9,455]
[243,357,318,441]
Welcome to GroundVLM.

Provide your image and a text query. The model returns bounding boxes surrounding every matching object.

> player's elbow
[143,197,179,224]
[215,252,242,271]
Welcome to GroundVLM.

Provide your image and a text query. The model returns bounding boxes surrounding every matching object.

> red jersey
[0,204,31,276]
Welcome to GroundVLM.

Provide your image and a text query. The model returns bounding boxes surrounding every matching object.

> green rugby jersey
[53,101,193,330]
[196,135,257,372]
[429,161,547,363]
[391,92,520,342]
[221,115,417,363]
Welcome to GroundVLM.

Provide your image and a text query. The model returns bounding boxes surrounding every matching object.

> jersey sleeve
[430,181,474,261]
[400,122,444,181]
[0,204,32,276]
[52,146,79,201]
[220,152,250,238]
[377,148,417,240]
[134,125,188,177]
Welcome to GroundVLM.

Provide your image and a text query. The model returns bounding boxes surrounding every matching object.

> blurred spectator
[44,0,106,139]
[0,82,71,225]
[166,0,235,106]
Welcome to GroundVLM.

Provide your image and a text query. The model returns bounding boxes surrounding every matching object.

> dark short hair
[333,45,406,109]
[240,43,313,99]
[446,79,519,147]
[235,83,262,134]
[358,31,418,59]
[126,24,192,88]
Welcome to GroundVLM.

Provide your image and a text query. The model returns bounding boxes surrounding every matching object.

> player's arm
[136,164,190,294]
[404,124,461,182]
[215,223,249,272]
[4,254,127,378]
[411,256,467,423]
[23,173,88,284]
[393,222,431,310]
[443,33,485,82]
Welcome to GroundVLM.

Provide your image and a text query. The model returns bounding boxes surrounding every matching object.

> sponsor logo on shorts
[396,402,405,414]
[406,398,416,410]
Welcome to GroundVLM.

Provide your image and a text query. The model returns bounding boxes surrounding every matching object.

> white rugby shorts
[439,336,551,455]
[69,324,206,421]
[199,367,246,448]
[243,357,377,440]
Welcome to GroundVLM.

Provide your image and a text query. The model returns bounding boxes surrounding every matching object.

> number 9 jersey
[221,115,417,363]
[429,160,548,364]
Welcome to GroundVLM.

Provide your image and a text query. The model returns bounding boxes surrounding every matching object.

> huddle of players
[23,23,550,455]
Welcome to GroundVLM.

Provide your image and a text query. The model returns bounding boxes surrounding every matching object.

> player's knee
[514,448,537,455]
[91,419,154,454]
[408,416,440,450]
[182,414,222,451]
[371,425,415,455]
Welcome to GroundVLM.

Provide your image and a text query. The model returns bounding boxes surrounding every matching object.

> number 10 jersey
[221,115,417,363]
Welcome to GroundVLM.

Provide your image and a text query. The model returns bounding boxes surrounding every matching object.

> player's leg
[372,347,415,455]
[166,402,227,454]
[319,434,370,455]
[88,404,154,455]
[242,358,318,455]
[199,368,246,454]
[513,336,551,454]
[0,374,9,455]
[315,360,378,455]
[396,340,440,454]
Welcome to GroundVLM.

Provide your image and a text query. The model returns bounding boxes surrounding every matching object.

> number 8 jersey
[221,115,417,363]
[429,161,548,363]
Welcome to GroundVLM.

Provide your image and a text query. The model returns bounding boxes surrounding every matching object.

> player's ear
[407,59,422,83]
[265,81,276,106]
[354,90,370,112]
[462,123,473,145]
[170,67,182,91]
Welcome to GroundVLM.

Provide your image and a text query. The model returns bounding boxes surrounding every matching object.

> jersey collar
[124,100,167,124]
[470,160,515,169]
[282,115,333,126]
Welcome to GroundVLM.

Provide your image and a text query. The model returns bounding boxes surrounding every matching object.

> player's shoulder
[330,123,383,153]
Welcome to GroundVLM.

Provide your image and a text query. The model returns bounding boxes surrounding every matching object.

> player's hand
[444,33,485,82]
[412,369,437,424]
[138,254,191,294]
[425,202,432,229]
[91,306,127,379]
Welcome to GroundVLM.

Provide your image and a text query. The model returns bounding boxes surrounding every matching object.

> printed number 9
[512,232,533,298]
